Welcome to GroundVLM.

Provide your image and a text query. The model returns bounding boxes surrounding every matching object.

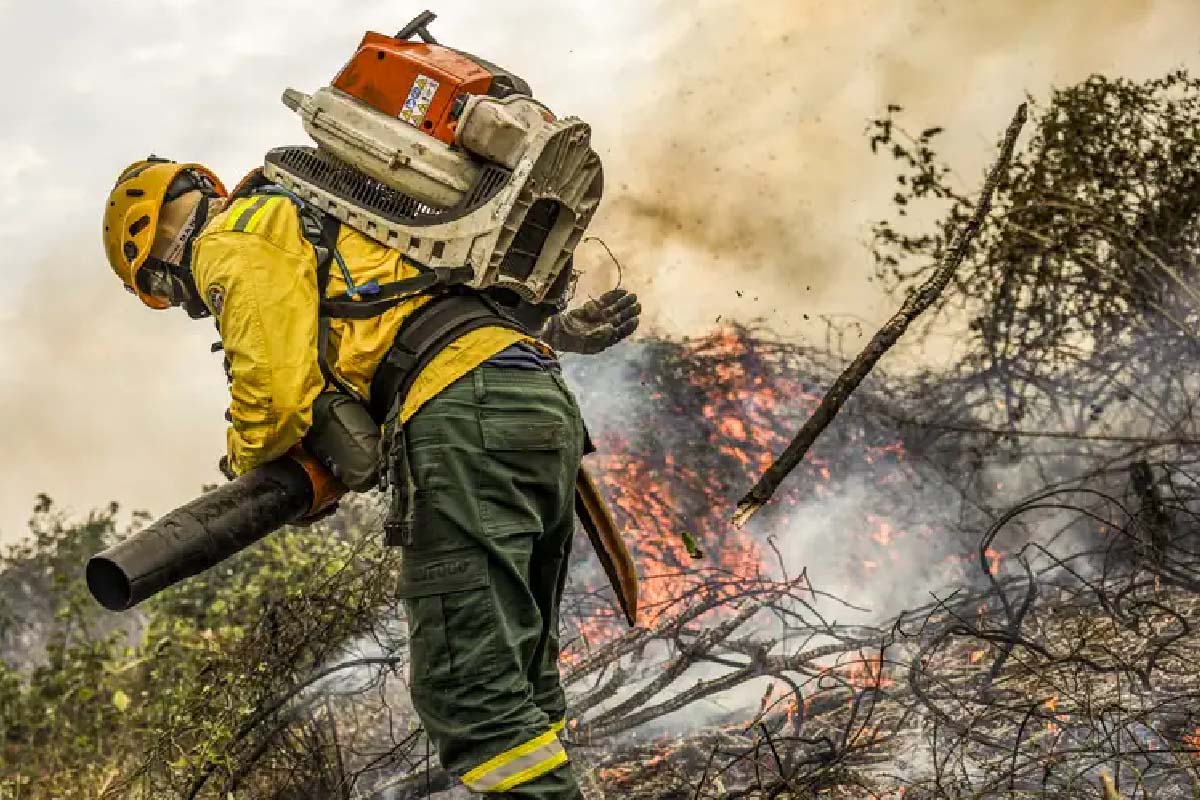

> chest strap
[320,265,475,320]
[368,293,528,424]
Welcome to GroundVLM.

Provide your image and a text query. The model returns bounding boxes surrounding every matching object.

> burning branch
[732,102,1029,528]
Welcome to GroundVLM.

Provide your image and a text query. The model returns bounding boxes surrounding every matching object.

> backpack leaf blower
[265,10,604,305]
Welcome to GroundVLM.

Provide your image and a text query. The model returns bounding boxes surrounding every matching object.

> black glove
[217,456,237,481]
[541,289,641,355]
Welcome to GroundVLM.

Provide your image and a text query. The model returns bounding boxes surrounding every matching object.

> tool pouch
[380,415,415,547]
[302,391,382,492]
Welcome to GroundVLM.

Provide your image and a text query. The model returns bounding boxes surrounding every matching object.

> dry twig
[733,102,1029,528]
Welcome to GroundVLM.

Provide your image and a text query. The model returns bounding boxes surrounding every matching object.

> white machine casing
[267,85,603,304]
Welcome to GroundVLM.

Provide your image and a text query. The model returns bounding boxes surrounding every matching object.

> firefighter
[102,158,640,798]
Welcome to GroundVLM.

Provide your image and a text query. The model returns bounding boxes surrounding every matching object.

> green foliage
[0,494,399,799]
[870,71,1200,423]
[0,496,134,794]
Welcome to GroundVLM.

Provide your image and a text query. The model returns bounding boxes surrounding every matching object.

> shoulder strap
[367,293,528,424]
[314,212,340,296]
[309,212,362,399]
[320,265,474,320]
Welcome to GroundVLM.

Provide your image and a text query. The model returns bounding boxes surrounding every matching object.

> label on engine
[399,74,440,127]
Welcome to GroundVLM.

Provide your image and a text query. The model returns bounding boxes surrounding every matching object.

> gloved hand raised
[542,288,641,355]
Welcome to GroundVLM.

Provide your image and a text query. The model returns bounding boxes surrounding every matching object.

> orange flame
[844,650,893,690]
[984,547,1003,574]
[1183,727,1200,759]
[567,325,914,657]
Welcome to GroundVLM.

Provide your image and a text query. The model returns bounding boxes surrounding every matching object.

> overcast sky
[2,0,1200,542]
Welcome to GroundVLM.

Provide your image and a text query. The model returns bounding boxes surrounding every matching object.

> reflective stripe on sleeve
[550,718,566,735]
[461,729,569,793]
[226,195,275,233]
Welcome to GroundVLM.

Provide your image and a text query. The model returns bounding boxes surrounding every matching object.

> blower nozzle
[86,458,316,612]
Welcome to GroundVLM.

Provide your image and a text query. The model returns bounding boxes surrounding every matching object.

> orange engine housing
[332,31,525,145]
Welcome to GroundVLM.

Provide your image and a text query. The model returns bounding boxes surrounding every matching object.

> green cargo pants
[400,365,585,798]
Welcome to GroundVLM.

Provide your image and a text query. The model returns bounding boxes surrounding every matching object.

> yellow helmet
[102,158,227,309]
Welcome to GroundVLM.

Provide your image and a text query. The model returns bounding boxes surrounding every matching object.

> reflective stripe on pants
[462,729,568,793]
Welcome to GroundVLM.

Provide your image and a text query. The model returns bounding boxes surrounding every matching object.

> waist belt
[368,292,528,424]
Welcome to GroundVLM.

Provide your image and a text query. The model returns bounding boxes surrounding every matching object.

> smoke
[574,0,1199,338]
[0,239,228,541]
[4,0,1200,542]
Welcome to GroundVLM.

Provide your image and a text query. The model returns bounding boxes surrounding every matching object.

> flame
[566,325,913,656]
[788,696,802,725]
[1183,727,1200,758]
[844,650,892,690]
[1042,695,1061,736]
[598,766,631,783]
[871,518,894,547]
[984,547,1003,574]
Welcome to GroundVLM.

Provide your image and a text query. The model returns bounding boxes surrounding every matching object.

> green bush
[0,494,400,799]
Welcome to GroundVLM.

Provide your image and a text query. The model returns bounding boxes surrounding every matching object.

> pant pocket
[477,411,568,536]
[399,548,502,685]
[405,416,480,552]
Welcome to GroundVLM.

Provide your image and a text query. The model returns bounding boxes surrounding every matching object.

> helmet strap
[178,197,213,319]
[144,197,213,318]
[159,195,207,267]
[177,267,209,320]
[179,197,210,270]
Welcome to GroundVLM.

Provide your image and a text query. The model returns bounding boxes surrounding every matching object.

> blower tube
[87,457,316,612]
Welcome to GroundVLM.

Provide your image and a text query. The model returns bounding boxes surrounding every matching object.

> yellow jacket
[191,193,529,476]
